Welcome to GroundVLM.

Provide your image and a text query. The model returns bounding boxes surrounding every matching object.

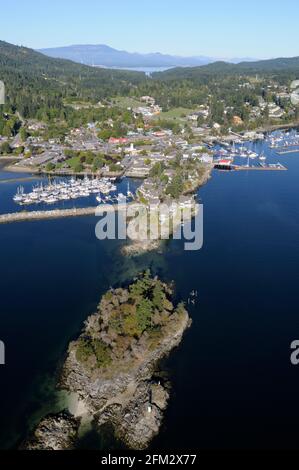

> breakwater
[0,204,130,225]
[0,207,98,224]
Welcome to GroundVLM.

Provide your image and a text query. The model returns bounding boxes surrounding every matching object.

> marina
[212,135,292,171]
[12,175,135,206]
[266,129,299,153]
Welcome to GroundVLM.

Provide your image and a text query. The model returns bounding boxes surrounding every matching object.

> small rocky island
[24,272,191,450]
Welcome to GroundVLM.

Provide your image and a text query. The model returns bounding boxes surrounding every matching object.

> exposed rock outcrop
[24,274,191,450]
[23,411,80,450]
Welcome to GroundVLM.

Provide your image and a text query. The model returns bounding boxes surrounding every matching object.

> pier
[234,163,287,171]
[214,162,287,171]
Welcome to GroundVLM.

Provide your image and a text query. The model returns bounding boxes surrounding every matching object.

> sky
[1,0,299,59]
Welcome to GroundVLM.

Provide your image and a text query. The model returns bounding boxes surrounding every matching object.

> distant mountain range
[38,44,255,68]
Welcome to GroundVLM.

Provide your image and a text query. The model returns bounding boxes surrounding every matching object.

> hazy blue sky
[1,0,299,58]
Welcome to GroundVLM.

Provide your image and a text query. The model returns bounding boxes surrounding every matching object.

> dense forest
[1,40,299,133]
[0,40,145,120]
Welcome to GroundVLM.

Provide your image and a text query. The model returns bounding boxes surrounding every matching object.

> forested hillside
[0,41,144,119]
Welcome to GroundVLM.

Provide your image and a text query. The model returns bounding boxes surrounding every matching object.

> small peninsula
[24,272,191,450]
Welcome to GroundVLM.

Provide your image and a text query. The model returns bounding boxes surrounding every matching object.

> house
[179,196,194,208]
[140,96,156,106]
[188,113,200,122]
[27,121,46,132]
[198,154,213,164]
[268,103,285,119]
[109,137,128,145]
[152,131,167,138]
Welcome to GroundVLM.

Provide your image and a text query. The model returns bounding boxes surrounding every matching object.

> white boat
[22,198,33,205]
[29,193,40,201]
[45,197,58,204]
[259,152,266,161]
[13,186,25,202]
[117,193,127,202]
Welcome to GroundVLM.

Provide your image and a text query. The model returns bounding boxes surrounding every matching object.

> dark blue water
[1,138,299,449]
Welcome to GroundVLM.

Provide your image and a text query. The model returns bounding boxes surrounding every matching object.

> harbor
[212,133,292,171]
[13,175,135,206]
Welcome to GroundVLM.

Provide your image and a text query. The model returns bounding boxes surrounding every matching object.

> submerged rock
[22,411,80,450]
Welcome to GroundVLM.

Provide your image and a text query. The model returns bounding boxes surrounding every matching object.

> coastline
[254,120,299,134]
[3,162,125,179]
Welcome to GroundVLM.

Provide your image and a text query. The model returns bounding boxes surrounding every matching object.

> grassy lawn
[113,96,144,109]
[157,107,194,120]
[63,156,81,169]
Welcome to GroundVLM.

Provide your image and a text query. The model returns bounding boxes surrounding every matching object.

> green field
[113,96,144,109]
[156,107,194,120]
[53,156,81,170]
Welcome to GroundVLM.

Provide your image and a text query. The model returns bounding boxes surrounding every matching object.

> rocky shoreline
[122,164,212,257]
[22,412,80,450]
[23,274,191,450]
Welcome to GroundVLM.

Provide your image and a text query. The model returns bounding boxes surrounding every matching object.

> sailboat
[259,152,266,161]
[127,181,134,199]
[13,186,25,202]
[230,141,238,157]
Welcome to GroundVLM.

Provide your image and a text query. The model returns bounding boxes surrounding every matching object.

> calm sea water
[1,138,299,449]
[103,66,174,75]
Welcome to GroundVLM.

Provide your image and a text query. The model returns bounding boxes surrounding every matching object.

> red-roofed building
[109,137,129,145]
[214,159,233,170]
[153,131,166,138]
